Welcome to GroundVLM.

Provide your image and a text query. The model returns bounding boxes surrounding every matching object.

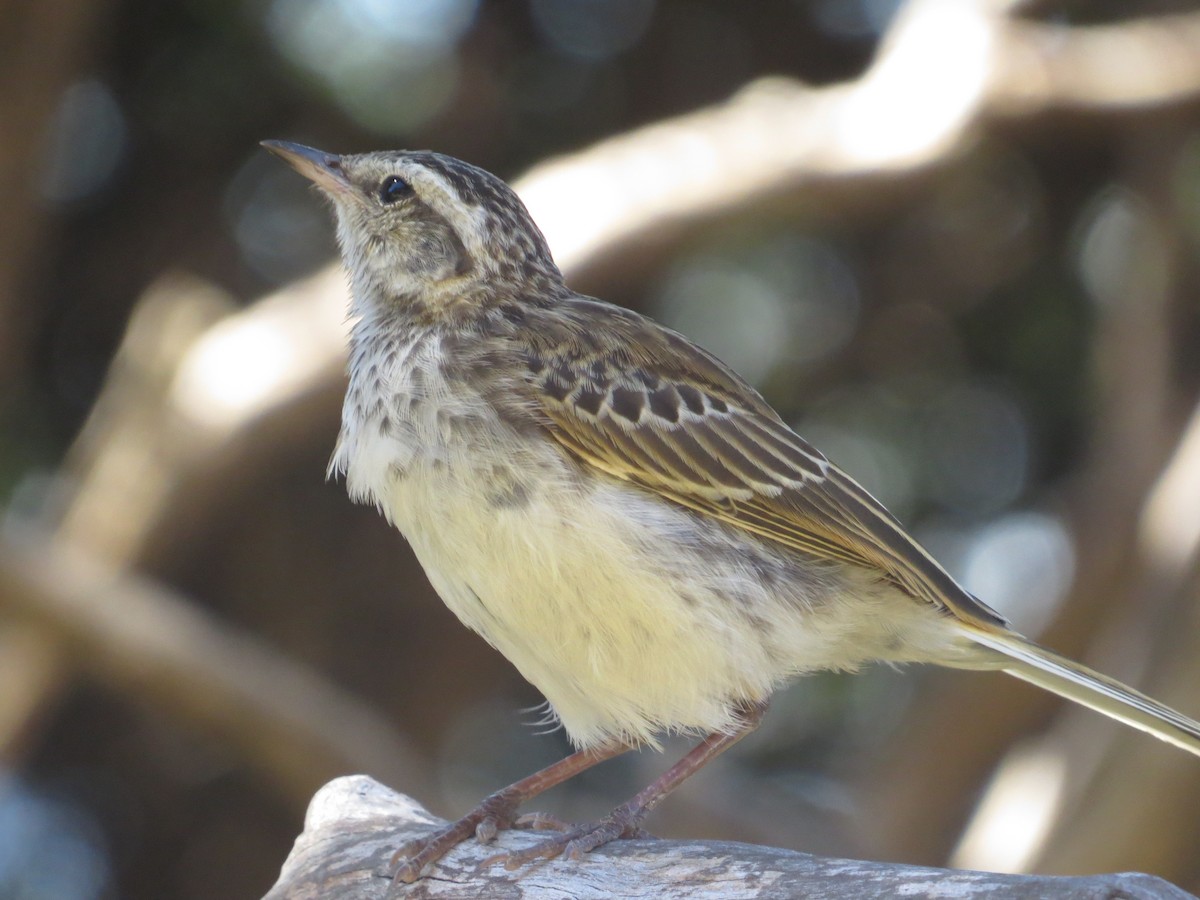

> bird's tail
[964,626,1200,757]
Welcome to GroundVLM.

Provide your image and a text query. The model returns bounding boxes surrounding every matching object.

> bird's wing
[522,301,1008,631]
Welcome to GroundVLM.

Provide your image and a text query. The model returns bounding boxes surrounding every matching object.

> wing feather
[520,302,1007,630]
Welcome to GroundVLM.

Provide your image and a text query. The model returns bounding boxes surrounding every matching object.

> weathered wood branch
[264,777,1197,899]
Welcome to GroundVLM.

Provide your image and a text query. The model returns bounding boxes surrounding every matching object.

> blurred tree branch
[993,8,1200,114]
[0,522,423,803]
[522,0,1200,289]
[1030,384,1200,874]
[0,271,418,806]
[54,269,349,569]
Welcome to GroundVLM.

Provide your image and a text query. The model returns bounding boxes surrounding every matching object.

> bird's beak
[260,140,351,195]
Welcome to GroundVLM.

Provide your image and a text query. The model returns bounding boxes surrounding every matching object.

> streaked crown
[262,141,563,312]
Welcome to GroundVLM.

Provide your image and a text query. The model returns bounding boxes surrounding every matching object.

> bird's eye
[380,175,412,203]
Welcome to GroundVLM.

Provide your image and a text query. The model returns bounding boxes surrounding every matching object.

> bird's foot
[389,743,633,883]
[490,801,656,870]
[389,788,522,884]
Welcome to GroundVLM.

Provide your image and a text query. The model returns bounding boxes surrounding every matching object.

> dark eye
[379,175,412,203]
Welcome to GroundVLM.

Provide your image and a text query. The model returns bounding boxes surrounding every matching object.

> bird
[262,139,1200,882]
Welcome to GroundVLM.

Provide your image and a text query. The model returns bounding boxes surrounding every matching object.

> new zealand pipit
[263,140,1200,882]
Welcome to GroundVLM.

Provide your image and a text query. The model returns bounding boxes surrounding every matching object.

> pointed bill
[260,140,352,197]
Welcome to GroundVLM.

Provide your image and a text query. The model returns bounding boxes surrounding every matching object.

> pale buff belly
[371,445,969,750]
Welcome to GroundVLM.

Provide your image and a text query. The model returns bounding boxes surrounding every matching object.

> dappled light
[951,743,1069,873]
[266,0,478,132]
[38,80,127,207]
[961,512,1075,635]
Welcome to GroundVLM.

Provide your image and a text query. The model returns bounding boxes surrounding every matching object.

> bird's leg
[390,741,631,883]
[499,699,768,869]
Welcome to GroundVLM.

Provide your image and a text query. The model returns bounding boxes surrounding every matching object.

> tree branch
[264,777,1197,899]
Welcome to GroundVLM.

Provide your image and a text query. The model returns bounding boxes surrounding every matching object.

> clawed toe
[389,826,468,884]
[491,806,648,870]
[388,792,522,883]
[388,801,657,882]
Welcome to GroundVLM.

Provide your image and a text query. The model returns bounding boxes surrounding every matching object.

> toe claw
[391,860,422,884]
[475,818,498,843]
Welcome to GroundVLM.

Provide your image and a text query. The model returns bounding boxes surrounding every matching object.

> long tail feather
[965,628,1200,757]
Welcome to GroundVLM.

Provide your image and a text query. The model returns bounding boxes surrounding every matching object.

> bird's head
[262,141,562,316]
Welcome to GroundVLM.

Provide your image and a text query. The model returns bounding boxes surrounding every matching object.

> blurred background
[4,0,1200,896]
